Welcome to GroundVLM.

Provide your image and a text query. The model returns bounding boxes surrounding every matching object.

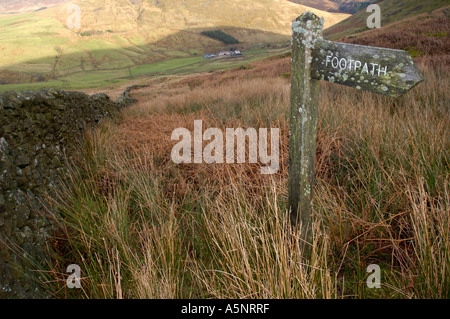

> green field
[0,0,350,92]
[0,47,289,93]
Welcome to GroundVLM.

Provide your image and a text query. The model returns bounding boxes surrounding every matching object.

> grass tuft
[41,55,449,299]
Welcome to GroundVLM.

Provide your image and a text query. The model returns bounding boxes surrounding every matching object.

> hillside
[40,14,449,301]
[0,0,349,87]
[0,0,71,14]
[324,0,450,40]
[1,0,449,302]
[339,5,450,67]
[289,0,374,14]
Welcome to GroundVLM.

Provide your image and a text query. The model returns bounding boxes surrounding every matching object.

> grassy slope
[289,0,374,13]
[39,3,449,299]
[0,0,71,13]
[286,0,340,12]
[0,46,290,92]
[43,51,449,300]
[0,0,349,88]
[324,0,449,40]
[337,6,450,66]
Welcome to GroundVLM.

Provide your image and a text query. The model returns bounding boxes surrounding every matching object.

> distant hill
[0,0,71,13]
[288,0,375,14]
[324,0,450,40]
[0,0,349,85]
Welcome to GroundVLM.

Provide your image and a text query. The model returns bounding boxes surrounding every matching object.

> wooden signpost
[289,12,424,246]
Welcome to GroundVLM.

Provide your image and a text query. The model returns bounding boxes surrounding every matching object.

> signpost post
[289,12,424,249]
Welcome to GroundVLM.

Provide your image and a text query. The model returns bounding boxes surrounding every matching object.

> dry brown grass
[342,6,450,67]
[43,41,449,299]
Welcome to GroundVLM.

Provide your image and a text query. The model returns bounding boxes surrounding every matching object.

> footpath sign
[289,12,424,245]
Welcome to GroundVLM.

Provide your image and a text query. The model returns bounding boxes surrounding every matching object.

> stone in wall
[0,87,137,298]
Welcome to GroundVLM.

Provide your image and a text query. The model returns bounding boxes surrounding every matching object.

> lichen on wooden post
[287,12,424,254]
[310,40,424,98]
[288,12,323,248]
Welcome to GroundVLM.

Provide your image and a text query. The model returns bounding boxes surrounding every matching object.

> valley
[0,0,449,301]
[0,0,349,91]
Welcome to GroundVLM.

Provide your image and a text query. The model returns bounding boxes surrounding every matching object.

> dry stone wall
[0,87,138,298]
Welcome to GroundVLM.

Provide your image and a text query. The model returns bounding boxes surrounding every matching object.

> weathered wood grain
[289,12,323,246]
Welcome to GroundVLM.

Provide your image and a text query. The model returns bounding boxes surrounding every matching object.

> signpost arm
[289,12,323,247]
